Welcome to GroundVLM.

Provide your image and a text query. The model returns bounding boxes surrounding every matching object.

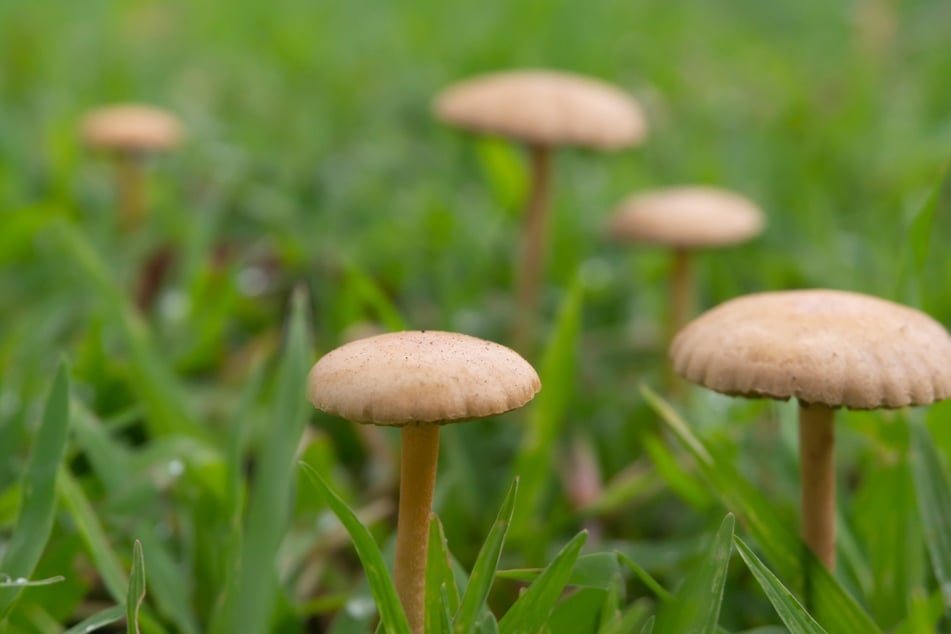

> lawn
[1,0,951,631]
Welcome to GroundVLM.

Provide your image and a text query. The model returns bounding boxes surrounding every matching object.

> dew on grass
[345,596,376,619]
[167,459,185,477]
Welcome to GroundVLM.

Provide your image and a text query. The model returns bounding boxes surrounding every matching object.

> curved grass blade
[127,540,146,634]
[342,260,407,332]
[426,514,459,634]
[640,615,655,634]
[454,478,518,634]
[654,513,734,634]
[300,462,411,634]
[0,363,70,615]
[734,537,826,634]
[498,530,588,634]
[497,552,620,589]
[617,553,672,602]
[641,385,881,634]
[0,575,64,588]
[909,418,951,616]
[57,467,128,600]
[63,605,125,634]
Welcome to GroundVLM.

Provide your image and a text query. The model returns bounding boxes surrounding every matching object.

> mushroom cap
[308,330,541,425]
[433,70,647,150]
[670,289,951,409]
[609,186,765,249]
[80,104,183,152]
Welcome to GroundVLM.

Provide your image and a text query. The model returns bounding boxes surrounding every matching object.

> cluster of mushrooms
[79,69,951,633]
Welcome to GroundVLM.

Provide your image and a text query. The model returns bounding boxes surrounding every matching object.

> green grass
[2,0,951,631]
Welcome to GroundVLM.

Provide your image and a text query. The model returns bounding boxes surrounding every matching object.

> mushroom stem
[669,248,692,338]
[798,402,836,569]
[116,152,145,232]
[514,143,551,352]
[393,423,440,634]
[668,248,693,393]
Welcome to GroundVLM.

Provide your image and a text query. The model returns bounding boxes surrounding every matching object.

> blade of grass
[734,537,826,634]
[226,287,313,634]
[426,514,460,634]
[496,552,620,589]
[343,260,407,332]
[894,163,947,307]
[0,363,69,616]
[127,540,146,634]
[454,478,518,634]
[134,523,201,634]
[206,362,263,634]
[497,530,588,634]
[909,417,951,616]
[57,467,128,601]
[641,385,881,633]
[49,219,202,438]
[640,615,655,634]
[510,276,583,543]
[0,576,64,588]
[62,605,126,634]
[299,462,411,634]
[654,513,734,634]
[617,553,673,602]
[548,587,607,634]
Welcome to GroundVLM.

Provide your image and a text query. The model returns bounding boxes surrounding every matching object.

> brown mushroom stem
[798,402,836,569]
[669,248,692,337]
[393,423,440,634]
[514,144,551,352]
[667,248,693,393]
[116,152,145,232]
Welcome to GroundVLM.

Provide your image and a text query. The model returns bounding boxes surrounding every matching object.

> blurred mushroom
[609,186,764,342]
[434,70,647,350]
[670,289,951,569]
[308,330,540,633]
[80,103,183,231]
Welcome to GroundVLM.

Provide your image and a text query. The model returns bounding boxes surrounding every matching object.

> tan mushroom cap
[80,104,183,152]
[433,70,647,150]
[671,289,951,409]
[308,330,541,425]
[609,186,765,249]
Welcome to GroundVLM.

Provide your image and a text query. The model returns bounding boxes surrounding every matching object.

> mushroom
[433,70,647,349]
[670,289,951,569]
[307,330,541,633]
[80,103,183,231]
[608,186,765,343]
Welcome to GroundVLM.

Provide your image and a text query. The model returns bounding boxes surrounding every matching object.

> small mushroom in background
[669,289,951,570]
[433,70,647,352]
[308,330,541,634]
[80,103,184,232]
[608,186,765,345]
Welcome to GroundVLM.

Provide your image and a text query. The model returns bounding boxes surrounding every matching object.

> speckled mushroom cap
[609,186,764,249]
[671,289,951,409]
[433,70,647,150]
[80,104,183,152]
[308,330,541,425]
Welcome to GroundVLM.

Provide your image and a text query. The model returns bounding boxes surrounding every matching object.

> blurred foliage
[1,0,951,631]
